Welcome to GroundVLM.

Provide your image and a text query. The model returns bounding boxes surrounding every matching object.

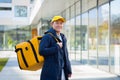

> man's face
[51,20,64,33]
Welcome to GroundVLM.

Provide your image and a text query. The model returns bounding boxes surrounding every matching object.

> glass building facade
[60,0,120,75]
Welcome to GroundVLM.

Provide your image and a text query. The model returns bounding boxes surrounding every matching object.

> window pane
[0,7,11,10]
[5,29,17,50]
[75,15,81,61]
[110,0,120,75]
[81,12,88,64]
[88,8,97,67]
[98,3,109,71]
[0,25,31,50]
[14,6,27,17]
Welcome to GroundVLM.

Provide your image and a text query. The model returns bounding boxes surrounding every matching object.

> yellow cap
[51,16,66,23]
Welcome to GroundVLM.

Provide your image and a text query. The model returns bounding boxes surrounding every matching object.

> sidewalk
[71,61,120,80]
[0,51,120,80]
[0,51,41,80]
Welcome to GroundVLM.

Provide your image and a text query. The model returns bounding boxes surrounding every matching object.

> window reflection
[98,3,109,71]
[75,15,81,60]
[110,0,120,74]
[88,8,97,67]
[0,26,31,50]
[81,13,88,64]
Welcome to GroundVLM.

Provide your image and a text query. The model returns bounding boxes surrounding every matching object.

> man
[39,16,72,80]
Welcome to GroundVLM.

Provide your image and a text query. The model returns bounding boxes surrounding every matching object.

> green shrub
[0,58,9,72]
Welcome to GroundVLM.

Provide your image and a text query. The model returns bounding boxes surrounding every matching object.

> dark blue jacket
[39,28,72,80]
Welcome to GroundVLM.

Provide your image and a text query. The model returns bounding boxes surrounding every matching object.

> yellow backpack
[15,36,44,71]
[15,33,58,71]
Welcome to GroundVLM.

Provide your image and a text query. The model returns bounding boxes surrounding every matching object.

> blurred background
[0,0,120,80]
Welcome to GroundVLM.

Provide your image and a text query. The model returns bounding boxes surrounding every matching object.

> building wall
[0,0,31,25]
[0,0,33,50]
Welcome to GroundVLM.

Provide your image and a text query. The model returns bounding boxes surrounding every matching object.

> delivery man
[39,16,72,80]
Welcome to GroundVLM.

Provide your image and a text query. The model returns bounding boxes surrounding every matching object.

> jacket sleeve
[39,34,60,57]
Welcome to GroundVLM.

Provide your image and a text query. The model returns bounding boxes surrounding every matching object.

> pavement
[0,51,120,80]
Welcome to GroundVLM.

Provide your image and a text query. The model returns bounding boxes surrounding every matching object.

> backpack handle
[48,33,60,42]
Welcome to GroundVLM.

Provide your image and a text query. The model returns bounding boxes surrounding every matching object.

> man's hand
[57,42,63,48]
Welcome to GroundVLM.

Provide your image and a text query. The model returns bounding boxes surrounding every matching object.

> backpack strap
[47,33,61,42]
